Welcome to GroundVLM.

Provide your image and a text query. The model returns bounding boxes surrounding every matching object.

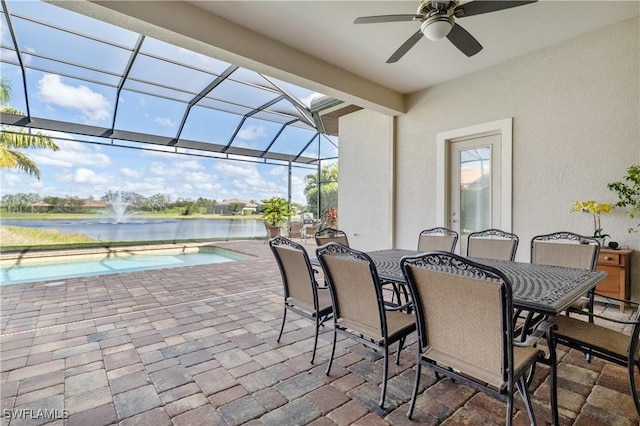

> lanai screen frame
[0,0,339,216]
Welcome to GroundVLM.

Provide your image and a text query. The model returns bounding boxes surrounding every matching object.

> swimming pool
[0,246,249,286]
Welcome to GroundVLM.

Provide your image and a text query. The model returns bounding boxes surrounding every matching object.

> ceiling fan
[354,0,538,63]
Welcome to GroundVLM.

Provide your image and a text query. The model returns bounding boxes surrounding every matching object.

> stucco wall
[339,109,394,251]
[342,17,639,298]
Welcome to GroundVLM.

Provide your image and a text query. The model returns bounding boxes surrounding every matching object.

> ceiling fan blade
[387,30,424,63]
[446,23,482,57]
[354,14,422,24]
[455,1,537,18]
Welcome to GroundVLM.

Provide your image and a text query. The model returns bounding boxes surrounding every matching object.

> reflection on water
[1,218,265,242]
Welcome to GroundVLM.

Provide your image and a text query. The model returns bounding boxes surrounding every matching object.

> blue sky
[0,0,337,205]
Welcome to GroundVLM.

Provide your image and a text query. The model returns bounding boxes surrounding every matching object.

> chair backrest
[467,228,519,261]
[316,243,385,339]
[315,227,349,247]
[531,232,600,271]
[401,251,513,387]
[269,236,317,308]
[303,222,321,238]
[417,227,458,252]
[288,220,303,238]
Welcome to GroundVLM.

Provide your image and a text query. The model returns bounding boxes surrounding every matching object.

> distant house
[209,198,257,215]
[30,199,107,213]
[82,199,107,209]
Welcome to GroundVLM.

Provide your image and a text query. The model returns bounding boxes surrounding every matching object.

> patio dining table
[312,248,607,424]
[361,249,607,316]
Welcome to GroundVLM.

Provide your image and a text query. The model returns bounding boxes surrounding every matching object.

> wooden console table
[596,248,633,311]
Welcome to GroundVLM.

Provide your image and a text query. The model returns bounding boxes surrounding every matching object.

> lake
[1,218,267,242]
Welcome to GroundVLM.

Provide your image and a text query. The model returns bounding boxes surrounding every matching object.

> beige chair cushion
[552,315,633,360]
[532,241,597,270]
[418,235,456,252]
[468,238,515,261]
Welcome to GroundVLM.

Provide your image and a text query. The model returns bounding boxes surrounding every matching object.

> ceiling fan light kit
[421,16,454,40]
[354,0,538,63]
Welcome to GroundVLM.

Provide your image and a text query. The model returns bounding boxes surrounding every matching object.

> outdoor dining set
[269,227,640,425]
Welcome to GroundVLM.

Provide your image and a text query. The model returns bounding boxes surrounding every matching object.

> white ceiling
[188,1,640,95]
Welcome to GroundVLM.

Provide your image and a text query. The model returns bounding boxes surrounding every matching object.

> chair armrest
[384,301,413,312]
[514,320,555,347]
[559,309,640,326]
[593,292,639,307]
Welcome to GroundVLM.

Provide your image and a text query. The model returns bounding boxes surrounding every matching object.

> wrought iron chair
[288,220,304,240]
[417,227,458,252]
[316,243,416,408]
[512,231,603,355]
[466,228,519,261]
[530,231,600,316]
[314,227,349,247]
[302,222,321,242]
[551,296,640,416]
[269,237,333,364]
[401,251,552,425]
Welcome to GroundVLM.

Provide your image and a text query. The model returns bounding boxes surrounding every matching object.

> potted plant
[261,196,291,238]
[608,164,640,233]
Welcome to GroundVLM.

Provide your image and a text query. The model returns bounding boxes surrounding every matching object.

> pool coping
[0,242,251,268]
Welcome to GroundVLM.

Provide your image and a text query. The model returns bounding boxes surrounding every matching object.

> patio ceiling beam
[2,0,31,119]
[0,112,320,164]
[108,34,145,137]
[259,119,298,159]
[294,133,319,162]
[57,0,405,116]
[172,64,239,145]
[221,95,286,153]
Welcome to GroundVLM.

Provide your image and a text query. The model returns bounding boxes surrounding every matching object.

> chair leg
[277,307,287,343]
[506,392,514,426]
[396,336,405,365]
[517,374,537,425]
[310,315,320,364]
[628,361,640,416]
[379,343,389,408]
[407,346,422,419]
[325,328,337,376]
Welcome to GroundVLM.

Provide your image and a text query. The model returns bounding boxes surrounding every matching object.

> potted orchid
[570,200,614,242]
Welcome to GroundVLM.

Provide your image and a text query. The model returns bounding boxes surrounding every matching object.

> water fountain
[102,191,138,223]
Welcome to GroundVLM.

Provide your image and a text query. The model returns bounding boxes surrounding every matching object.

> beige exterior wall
[342,17,640,297]
[339,109,394,251]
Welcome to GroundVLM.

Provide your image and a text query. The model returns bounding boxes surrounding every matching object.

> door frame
[436,117,513,231]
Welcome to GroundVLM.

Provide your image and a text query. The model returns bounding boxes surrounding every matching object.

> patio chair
[288,220,304,240]
[302,222,321,242]
[531,231,600,315]
[401,251,551,425]
[316,243,416,408]
[417,227,458,252]
[550,296,640,416]
[517,232,601,342]
[269,236,333,364]
[466,228,519,261]
[315,227,349,247]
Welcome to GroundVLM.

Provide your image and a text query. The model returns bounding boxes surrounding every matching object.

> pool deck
[1,239,637,425]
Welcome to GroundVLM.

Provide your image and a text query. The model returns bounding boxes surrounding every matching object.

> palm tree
[1,76,58,179]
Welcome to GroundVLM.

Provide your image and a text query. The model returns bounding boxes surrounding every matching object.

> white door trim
[436,117,513,231]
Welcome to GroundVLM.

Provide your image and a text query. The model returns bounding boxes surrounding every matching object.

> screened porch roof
[0,0,340,166]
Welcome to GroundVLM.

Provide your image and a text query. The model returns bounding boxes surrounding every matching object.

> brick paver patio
[1,240,637,425]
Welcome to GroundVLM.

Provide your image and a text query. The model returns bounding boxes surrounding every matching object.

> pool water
[0,247,248,286]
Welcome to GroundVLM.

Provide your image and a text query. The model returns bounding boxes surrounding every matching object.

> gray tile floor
[1,240,637,425]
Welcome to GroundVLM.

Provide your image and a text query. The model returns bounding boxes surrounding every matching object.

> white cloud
[31,138,112,168]
[37,74,110,124]
[57,168,111,185]
[121,167,142,178]
[154,117,174,127]
[214,162,257,178]
[237,125,267,140]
